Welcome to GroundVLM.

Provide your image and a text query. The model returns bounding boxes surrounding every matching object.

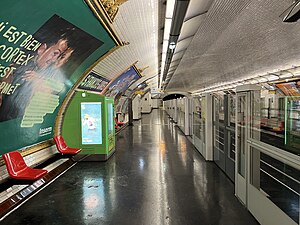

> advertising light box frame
[80,102,102,145]
[62,91,115,161]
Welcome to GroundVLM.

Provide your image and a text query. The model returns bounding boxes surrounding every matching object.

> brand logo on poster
[39,126,52,136]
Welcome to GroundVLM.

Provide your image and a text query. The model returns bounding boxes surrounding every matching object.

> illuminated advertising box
[80,102,102,145]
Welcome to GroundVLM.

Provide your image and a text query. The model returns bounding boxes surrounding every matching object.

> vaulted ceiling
[167,0,300,93]
[93,0,160,88]
[92,0,300,94]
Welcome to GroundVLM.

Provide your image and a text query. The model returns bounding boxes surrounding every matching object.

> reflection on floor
[1,109,258,225]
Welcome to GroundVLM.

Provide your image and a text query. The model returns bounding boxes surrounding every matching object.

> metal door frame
[213,94,235,181]
[235,91,249,205]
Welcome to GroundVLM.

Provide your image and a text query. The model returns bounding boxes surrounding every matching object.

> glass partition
[214,94,225,154]
[193,97,202,140]
[201,97,206,144]
[237,94,246,177]
[250,146,300,223]
[228,94,236,160]
[251,80,300,156]
[177,98,185,131]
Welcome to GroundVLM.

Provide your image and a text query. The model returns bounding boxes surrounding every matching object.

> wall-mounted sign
[78,72,110,92]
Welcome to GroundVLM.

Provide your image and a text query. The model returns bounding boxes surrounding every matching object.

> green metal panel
[62,91,115,156]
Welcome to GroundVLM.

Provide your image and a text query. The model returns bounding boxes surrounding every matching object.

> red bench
[53,136,81,156]
[115,117,125,127]
[2,151,48,180]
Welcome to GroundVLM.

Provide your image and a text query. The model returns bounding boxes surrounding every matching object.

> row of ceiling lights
[192,66,300,95]
[159,0,190,90]
[159,0,176,88]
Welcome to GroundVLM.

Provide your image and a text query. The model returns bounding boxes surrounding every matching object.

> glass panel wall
[214,93,225,162]
[250,146,300,223]
[228,94,236,160]
[248,81,300,224]
[193,97,201,140]
[193,96,206,143]
[237,94,246,178]
[214,94,225,155]
[177,98,185,131]
[251,79,300,156]
[201,97,206,144]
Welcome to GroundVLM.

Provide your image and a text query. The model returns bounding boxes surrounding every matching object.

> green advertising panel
[0,1,116,154]
[62,92,115,160]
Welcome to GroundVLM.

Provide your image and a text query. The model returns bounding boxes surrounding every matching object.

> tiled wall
[0,145,58,203]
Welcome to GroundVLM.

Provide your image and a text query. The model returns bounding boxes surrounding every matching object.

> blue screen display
[81,102,102,145]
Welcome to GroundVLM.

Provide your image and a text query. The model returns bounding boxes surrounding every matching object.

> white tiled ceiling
[93,0,160,85]
[167,0,300,92]
[93,0,300,94]
[162,0,215,89]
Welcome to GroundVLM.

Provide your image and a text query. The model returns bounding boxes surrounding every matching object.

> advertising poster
[78,72,110,92]
[276,80,300,97]
[0,1,116,154]
[104,67,141,102]
[81,102,102,145]
[121,98,129,114]
[116,97,126,113]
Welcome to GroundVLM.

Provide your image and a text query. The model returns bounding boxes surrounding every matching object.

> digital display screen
[81,102,102,145]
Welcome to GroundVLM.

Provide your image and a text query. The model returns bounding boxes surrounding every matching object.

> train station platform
[1,109,259,225]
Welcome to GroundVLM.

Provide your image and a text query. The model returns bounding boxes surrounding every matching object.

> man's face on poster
[55,47,74,68]
[36,39,69,69]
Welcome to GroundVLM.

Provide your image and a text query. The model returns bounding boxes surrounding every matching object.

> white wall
[142,93,152,113]
[132,95,142,119]
[152,99,159,108]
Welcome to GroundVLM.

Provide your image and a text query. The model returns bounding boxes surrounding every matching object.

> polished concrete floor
[1,109,259,225]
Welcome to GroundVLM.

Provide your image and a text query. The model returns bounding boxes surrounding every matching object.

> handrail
[247,139,300,170]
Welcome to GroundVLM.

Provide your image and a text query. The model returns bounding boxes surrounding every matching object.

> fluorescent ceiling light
[249,79,259,84]
[257,77,268,83]
[169,42,176,49]
[166,0,176,18]
[159,0,176,89]
[266,74,279,81]
[163,19,172,40]
[279,72,293,78]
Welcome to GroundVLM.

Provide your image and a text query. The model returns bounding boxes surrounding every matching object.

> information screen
[81,102,102,145]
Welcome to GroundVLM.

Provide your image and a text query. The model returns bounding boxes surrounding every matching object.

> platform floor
[1,109,259,225]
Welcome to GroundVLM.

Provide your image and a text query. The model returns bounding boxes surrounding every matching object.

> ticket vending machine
[62,91,115,161]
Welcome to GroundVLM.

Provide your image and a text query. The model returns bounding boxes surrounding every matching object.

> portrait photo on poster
[0,14,103,126]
